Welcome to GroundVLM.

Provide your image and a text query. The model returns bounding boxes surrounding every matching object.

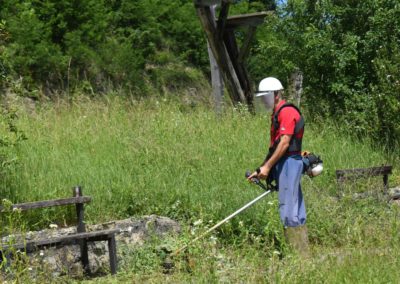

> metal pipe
[172,189,272,256]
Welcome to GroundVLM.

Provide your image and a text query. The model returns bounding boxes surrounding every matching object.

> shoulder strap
[273,103,302,131]
[276,103,302,116]
[270,103,305,155]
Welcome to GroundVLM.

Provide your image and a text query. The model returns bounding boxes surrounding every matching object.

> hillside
[1,97,399,282]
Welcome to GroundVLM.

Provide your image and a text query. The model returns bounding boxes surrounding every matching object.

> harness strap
[271,103,304,153]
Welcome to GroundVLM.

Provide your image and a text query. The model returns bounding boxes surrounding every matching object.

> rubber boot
[284,225,310,258]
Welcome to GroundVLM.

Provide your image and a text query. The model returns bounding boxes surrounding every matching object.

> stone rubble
[1,215,180,277]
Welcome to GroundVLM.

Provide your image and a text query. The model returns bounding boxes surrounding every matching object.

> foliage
[0,0,208,94]
[252,0,400,146]
[0,106,25,179]
[1,97,399,282]
[1,0,399,145]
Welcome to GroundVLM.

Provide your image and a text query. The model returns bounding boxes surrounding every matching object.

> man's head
[255,77,284,110]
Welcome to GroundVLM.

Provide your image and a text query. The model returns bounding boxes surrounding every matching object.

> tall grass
[1,96,399,282]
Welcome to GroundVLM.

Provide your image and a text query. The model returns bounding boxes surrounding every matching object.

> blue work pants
[273,156,306,227]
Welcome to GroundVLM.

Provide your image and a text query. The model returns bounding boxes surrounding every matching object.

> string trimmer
[162,171,276,270]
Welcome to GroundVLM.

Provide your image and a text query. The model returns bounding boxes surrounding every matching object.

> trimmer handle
[245,170,259,183]
[245,170,268,191]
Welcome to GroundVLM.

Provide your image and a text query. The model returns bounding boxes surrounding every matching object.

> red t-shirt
[270,100,304,154]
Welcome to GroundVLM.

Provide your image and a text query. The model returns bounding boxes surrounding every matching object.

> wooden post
[108,235,118,275]
[223,29,254,112]
[208,42,224,113]
[195,1,268,110]
[73,186,90,274]
[290,69,303,108]
[238,26,257,64]
[383,174,389,195]
[217,1,229,38]
[208,5,224,113]
[196,6,247,105]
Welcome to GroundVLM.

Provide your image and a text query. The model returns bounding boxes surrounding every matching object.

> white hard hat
[256,77,284,97]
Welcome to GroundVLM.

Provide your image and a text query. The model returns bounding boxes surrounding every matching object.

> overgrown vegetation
[0,0,210,96]
[1,0,400,281]
[1,97,399,282]
[253,0,400,146]
[1,0,399,145]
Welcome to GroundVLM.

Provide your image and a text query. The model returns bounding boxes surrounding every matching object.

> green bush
[0,0,208,94]
[252,0,400,147]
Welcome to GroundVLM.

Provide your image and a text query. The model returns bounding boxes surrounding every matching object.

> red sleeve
[278,107,300,135]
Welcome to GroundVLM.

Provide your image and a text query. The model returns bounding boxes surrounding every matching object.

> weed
[0,96,399,282]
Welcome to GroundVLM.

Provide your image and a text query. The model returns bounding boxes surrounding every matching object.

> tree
[251,0,400,145]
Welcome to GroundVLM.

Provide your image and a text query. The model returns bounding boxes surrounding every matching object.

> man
[247,77,309,257]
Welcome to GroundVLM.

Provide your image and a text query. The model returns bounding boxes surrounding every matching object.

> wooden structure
[0,186,119,275]
[336,165,392,194]
[194,0,270,109]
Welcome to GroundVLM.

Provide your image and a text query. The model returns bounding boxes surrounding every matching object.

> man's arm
[248,134,292,180]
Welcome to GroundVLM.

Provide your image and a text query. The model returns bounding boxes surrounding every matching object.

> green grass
[1,96,399,282]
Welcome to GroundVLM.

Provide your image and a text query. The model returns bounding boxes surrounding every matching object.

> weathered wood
[196,6,246,105]
[336,166,392,181]
[73,187,86,233]
[223,30,253,110]
[383,174,389,193]
[194,0,221,7]
[73,186,89,273]
[108,235,118,275]
[219,12,270,29]
[238,26,257,63]
[1,229,120,275]
[217,1,230,38]
[208,5,224,113]
[0,189,119,276]
[290,70,303,108]
[0,229,120,252]
[0,196,91,212]
[336,166,392,195]
[208,42,224,112]
[195,2,269,109]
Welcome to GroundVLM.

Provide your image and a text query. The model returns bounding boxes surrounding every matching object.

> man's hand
[248,134,291,183]
[258,165,271,179]
[247,165,271,181]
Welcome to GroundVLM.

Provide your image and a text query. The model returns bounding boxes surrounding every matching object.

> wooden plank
[73,186,89,273]
[208,42,224,112]
[238,26,257,63]
[194,0,221,7]
[1,229,120,252]
[196,6,246,105]
[223,30,253,111]
[336,166,392,181]
[208,5,224,113]
[219,12,270,29]
[0,196,92,212]
[108,235,118,274]
[383,174,389,194]
[217,1,230,38]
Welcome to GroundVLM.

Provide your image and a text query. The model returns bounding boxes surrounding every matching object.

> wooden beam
[196,6,246,105]
[1,229,119,252]
[238,26,257,63]
[219,12,270,29]
[223,30,253,110]
[208,6,224,113]
[217,1,230,38]
[0,196,92,212]
[194,0,221,7]
[336,166,392,181]
[73,186,89,274]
